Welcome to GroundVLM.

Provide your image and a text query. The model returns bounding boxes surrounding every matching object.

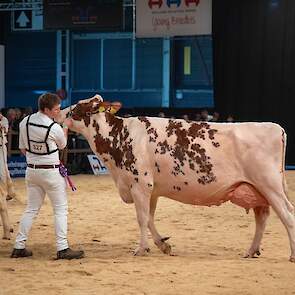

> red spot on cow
[138,117,158,142]
[92,114,138,176]
[162,120,218,184]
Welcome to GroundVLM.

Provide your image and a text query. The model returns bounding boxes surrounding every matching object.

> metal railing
[7,129,92,165]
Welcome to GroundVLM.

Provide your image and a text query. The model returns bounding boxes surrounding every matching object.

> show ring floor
[1,173,295,295]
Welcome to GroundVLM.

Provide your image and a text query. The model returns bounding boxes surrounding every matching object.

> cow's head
[58,94,122,133]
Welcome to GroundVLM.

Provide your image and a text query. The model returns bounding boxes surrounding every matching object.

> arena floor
[1,172,295,295]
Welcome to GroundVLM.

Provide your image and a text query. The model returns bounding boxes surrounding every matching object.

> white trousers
[15,167,69,251]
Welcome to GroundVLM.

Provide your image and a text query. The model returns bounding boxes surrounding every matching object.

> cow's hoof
[133,247,150,256]
[6,193,16,201]
[2,235,11,240]
[243,249,260,258]
[289,256,295,263]
[10,227,14,233]
[160,242,172,255]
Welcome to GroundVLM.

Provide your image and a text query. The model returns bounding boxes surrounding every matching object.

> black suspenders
[26,115,58,155]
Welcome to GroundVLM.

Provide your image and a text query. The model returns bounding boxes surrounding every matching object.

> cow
[0,128,14,239]
[0,184,11,239]
[0,126,16,201]
[59,94,295,262]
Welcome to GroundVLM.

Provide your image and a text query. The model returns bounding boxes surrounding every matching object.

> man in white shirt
[11,93,84,259]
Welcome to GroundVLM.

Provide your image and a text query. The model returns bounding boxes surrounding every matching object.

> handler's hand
[63,118,73,129]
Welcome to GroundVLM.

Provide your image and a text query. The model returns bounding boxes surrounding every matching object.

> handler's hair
[38,93,61,111]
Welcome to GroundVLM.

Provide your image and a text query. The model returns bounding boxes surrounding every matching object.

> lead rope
[59,105,76,191]
[59,161,77,192]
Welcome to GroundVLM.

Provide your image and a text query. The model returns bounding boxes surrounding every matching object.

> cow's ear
[98,101,111,113]
[110,102,122,114]
[98,106,106,113]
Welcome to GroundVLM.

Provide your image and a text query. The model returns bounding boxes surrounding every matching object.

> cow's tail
[280,128,294,214]
[281,128,288,197]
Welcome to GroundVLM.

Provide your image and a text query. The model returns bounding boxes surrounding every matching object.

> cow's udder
[229,183,269,209]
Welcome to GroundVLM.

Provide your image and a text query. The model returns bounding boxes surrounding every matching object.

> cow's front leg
[6,175,16,200]
[132,187,151,256]
[0,186,11,239]
[244,206,270,258]
[148,196,171,255]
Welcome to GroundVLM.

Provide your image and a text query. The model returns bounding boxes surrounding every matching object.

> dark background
[213,0,295,164]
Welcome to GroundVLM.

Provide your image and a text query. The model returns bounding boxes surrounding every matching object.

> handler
[11,93,84,260]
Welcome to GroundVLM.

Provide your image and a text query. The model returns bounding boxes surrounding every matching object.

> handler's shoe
[11,248,33,258]
[57,248,84,260]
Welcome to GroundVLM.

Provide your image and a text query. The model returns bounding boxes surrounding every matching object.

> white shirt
[0,115,9,145]
[19,111,66,165]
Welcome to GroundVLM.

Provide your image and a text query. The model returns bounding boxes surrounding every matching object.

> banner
[87,155,109,175]
[44,0,123,30]
[136,0,212,38]
[8,156,27,178]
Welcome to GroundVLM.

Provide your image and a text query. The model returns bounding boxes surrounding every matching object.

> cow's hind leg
[0,185,11,239]
[148,196,172,255]
[261,186,295,262]
[132,186,151,256]
[244,206,270,258]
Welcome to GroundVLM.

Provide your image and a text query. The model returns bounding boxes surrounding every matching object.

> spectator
[195,113,201,121]
[21,106,33,119]
[7,108,19,149]
[158,111,165,118]
[182,114,189,121]
[7,108,18,131]
[200,109,213,122]
[211,111,220,122]
[15,108,22,121]
[226,115,234,122]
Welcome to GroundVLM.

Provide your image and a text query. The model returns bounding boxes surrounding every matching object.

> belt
[27,164,60,169]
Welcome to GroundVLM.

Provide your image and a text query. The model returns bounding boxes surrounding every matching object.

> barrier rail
[7,129,92,165]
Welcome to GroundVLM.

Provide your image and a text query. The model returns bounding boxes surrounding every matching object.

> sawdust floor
[1,172,295,295]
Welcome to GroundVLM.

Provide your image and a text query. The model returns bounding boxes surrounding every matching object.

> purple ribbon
[59,162,77,191]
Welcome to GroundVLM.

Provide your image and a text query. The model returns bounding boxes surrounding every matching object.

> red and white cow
[60,95,295,262]
[0,126,16,201]
[0,185,11,239]
[0,128,14,239]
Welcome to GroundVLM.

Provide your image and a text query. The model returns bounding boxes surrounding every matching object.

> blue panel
[103,39,132,89]
[173,89,214,108]
[136,38,163,89]
[173,35,214,108]
[174,36,213,88]
[72,39,101,90]
[5,32,56,108]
